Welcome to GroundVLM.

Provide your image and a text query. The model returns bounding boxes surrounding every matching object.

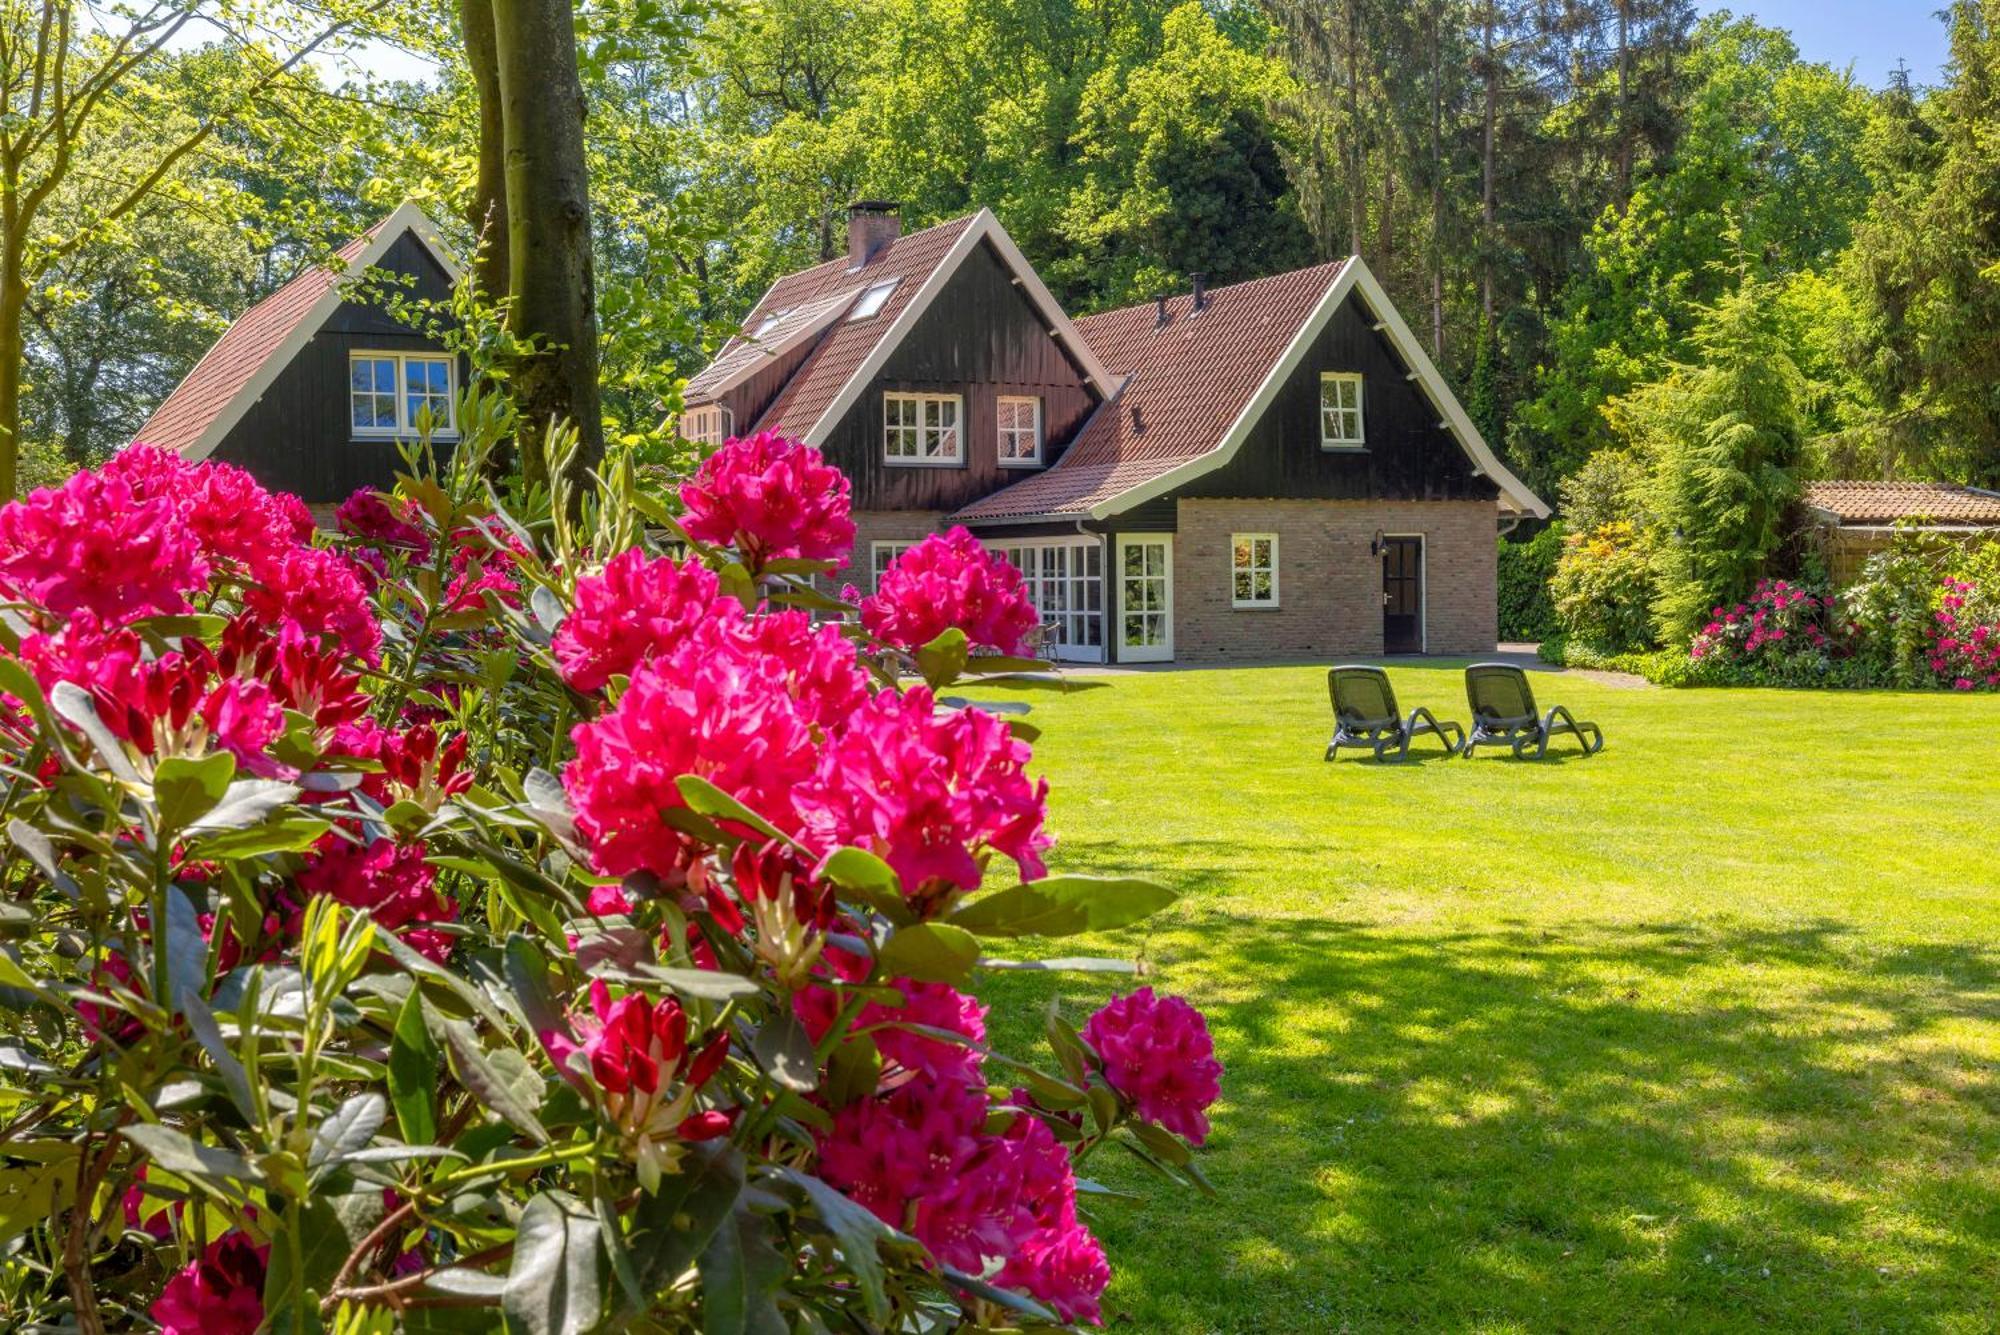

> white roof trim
[172,200,463,462]
[801,209,1117,446]
[1079,256,1548,521]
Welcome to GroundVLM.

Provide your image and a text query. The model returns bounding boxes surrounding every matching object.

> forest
[11,0,2000,508]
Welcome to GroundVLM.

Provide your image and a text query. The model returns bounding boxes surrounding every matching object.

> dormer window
[1320,372,1364,449]
[848,279,900,321]
[997,395,1043,466]
[351,352,456,439]
[682,403,732,446]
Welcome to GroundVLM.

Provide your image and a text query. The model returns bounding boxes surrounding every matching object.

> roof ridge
[761,211,980,293]
[1075,258,1350,326]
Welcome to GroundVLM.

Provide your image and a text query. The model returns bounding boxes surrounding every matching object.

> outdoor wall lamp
[1369,529,1385,557]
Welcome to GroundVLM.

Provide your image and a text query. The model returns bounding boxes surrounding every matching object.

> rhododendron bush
[0,415,1217,1332]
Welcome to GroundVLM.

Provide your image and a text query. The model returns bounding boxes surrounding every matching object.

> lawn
[971,664,2000,1334]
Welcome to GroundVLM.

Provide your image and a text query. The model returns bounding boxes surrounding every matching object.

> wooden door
[1382,536,1424,654]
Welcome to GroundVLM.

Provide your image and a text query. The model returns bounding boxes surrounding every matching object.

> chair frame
[1325,665,1466,762]
[1459,662,1604,759]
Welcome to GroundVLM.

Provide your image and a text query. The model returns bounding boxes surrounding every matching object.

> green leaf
[440,1021,549,1145]
[50,681,139,782]
[825,1036,882,1110]
[948,875,1180,939]
[817,847,912,924]
[1045,998,1090,1086]
[181,991,256,1124]
[876,922,980,984]
[626,1142,744,1310]
[388,991,441,1145]
[185,814,331,859]
[700,1206,789,1335]
[674,774,794,846]
[121,1123,258,1198]
[915,626,970,689]
[781,1168,895,1322]
[504,1192,603,1335]
[185,778,300,833]
[153,752,237,832]
[752,1007,817,1093]
[503,935,569,1042]
[633,964,761,1003]
[162,886,208,1010]
[309,1093,387,1175]
[941,1265,1059,1324]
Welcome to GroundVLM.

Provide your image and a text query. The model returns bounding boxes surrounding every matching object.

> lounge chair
[1325,665,1466,761]
[1460,662,1604,759]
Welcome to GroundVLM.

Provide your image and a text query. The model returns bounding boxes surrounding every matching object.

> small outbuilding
[1804,481,2000,585]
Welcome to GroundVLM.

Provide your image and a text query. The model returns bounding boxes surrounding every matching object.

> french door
[1381,535,1424,654]
[1117,535,1173,662]
[991,539,1105,663]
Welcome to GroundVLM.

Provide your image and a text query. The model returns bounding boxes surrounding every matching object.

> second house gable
[817,238,1103,513]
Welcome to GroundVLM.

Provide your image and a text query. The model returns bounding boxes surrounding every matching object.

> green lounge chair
[1460,662,1604,759]
[1325,665,1465,761]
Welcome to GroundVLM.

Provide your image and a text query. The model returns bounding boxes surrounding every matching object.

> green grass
[970,665,2000,1333]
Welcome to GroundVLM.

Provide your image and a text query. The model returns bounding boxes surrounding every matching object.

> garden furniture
[1325,664,1466,760]
[1459,662,1604,758]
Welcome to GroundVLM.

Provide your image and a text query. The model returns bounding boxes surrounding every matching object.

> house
[134,202,463,511]
[684,202,1547,663]
[1805,481,2000,586]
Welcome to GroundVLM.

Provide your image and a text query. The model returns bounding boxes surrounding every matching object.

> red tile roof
[683,282,863,402]
[134,222,386,455]
[736,215,977,439]
[1805,481,2000,525]
[953,261,1349,521]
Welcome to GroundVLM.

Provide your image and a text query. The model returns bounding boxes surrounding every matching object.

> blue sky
[1698,1,1953,86]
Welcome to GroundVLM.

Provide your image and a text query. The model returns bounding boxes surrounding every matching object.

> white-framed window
[1231,533,1279,608]
[351,352,457,438]
[682,403,732,446]
[884,392,962,465]
[870,540,917,590]
[849,279,900,321]
[1320,372,1364,449]
[997,395,1043,467]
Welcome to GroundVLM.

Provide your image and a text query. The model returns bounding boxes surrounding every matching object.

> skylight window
[751,309,789,338]
[848,279,900,321]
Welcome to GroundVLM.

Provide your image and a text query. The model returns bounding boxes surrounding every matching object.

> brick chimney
[847,201,901,268]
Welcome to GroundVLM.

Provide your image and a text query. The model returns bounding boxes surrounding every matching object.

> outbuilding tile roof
[952,261,1349,521]
[730,215,976,439]
[134,222,384,455]
[1804,480,2000,525]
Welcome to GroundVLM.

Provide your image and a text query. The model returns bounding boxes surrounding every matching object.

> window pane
[1254,571,1273,600]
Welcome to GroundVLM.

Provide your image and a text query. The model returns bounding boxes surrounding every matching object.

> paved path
[1027,642,1654,688]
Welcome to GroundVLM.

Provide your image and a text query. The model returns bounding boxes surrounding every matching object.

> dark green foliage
[1497,523,1563,642]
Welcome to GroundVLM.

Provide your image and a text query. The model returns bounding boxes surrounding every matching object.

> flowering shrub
[1928,576,2000,690]
[1688,578,1842,675]
[1549,521,1657,654]
[0,419,1216,1332]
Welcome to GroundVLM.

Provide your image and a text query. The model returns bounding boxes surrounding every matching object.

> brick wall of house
[843,510,949,591]
[1169,498,1498,662]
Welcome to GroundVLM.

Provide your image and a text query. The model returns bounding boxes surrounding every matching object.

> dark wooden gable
[212,229,460,504]
[819,239,1101,512]
[1169,295,1498,505]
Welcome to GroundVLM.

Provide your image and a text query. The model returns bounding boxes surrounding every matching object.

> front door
[1382,536,1424,654]
[1117,535,1173,662]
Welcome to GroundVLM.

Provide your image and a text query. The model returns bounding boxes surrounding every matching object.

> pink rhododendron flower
[553,550,737,691]
[997,1219,1112,1325]
[708,608,873,729]
[861,527,1039,655]
[149,1231,267,1335]
[0,467,208,621]
[243,545,381,663]
[335,487,430,555]
[296,836,457,962]
[104,448,303,569]
[326,720,472,810]
[1082,988,1223,1145]
[444,517,530,612]
[540,978,732,1188]
[798,968,988,1086]
[803,687,1049,908]
[565,643,821,879]
[679,431,855,572]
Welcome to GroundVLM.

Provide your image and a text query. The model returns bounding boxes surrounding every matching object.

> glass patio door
[1117,535,1173,662]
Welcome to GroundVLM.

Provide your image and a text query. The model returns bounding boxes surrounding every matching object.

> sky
[1697,0,1954,87]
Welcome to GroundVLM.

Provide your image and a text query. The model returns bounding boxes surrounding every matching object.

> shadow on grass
[980,912,2000,1332]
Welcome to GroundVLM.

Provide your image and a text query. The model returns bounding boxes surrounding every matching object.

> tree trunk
[460,0,509,299]
[490,0,604,494]
[1615,0,1632,210]
[1481,4,1497,327]
[0,250,24,498]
